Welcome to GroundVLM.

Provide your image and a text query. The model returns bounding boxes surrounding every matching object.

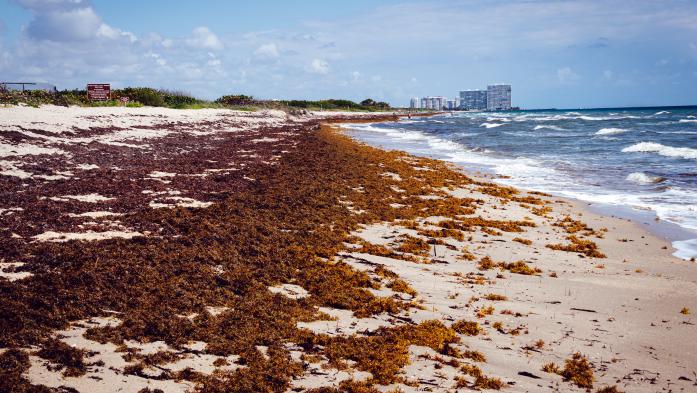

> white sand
[32,230,142,242]
[0,262,33,281]
[25,316,240,393]
[268,283,310,299]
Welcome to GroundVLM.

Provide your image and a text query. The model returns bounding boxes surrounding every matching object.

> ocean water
[342,107,697,260]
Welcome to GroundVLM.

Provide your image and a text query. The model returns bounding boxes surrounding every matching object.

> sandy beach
[1,106,696,393]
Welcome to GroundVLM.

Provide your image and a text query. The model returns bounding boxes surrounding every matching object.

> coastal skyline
[1,0,697,108]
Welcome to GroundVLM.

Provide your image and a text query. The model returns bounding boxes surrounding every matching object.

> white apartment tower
[459,90,487,110]
[486,84,512,111]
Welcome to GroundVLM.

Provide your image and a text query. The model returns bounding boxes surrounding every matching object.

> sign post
[87,84,111,101]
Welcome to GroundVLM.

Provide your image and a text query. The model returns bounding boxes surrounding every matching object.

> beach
[1,106,696,393]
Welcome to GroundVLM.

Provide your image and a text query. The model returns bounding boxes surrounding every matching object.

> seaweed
[483,294,508,301]
[452,320,482,336]
[499,261,542,276]
[543,352,595,389]
[35,338,87,377]
[386,279,417,297]
[0,113,609,391]
[512,237,532,245]
[547,236,606,258]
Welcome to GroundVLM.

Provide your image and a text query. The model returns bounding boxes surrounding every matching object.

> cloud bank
[2,0,697,107]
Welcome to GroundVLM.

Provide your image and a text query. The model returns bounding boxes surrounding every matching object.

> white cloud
[557,67,580,84]
[97,24,137,42]
[254,43,279,58]
[186,27,223,50]
[308,58,329,74]
[26,6,102,41]
[16,0,91,12]
[5,0,697,105]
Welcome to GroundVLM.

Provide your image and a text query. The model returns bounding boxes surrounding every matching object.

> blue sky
[1,0,696,108]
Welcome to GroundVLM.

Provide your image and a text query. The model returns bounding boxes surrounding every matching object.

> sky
[1,0,696,108]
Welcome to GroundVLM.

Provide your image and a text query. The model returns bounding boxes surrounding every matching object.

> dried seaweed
[547,235,606,258]
[0,114,609,391]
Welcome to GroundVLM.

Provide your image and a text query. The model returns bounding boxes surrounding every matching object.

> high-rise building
[410,97,419,109]
[419,96,447,110]
[486,84,512,111]
[459,90,487,110]
[434,96,447,110]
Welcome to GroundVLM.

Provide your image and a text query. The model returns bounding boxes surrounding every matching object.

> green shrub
[215,94,255,106]
[119,87,165,107]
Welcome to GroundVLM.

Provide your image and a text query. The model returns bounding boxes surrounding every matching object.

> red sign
[87,84,110,101]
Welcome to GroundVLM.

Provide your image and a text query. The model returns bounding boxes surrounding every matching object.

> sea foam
[480,123,505,128]
[673,239,697,261]
[622,142,697,160]
[595,127,629,135]
[533,125,564,131]
[626,172,665,184]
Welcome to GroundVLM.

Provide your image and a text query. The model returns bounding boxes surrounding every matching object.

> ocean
[342,106,697,260]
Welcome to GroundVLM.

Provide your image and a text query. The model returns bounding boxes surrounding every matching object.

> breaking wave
[626,172,665,184]
[595,128,629,136]
[533,125,564,131]
[622,142,697,161]
[480,123,505,128]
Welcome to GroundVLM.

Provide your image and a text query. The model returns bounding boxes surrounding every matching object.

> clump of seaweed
[417,227,465,241]
[452,320,482,336]
[313,320,459,384]
[531,206,553,217]
[483,293,508,301]
[500,261,542,275]
[547,235,606,258]
[462,350,486,362]
[513,237,532,245]
[387,278,417,297]
[476,306,495,318]
[35,338,88,377]
[0,349,33,392]
[478,256,495,271]
[395,235,431,257]
[543,352,595,389]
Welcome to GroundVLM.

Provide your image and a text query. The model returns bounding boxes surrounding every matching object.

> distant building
[486,84,512,111]
[410,97,419,109]
[431,96,447,110]
[417,96,453,111]
[459,90,487,110]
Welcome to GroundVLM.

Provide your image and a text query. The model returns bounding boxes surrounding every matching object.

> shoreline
[1,106,696,392]
[340,119,697,262]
